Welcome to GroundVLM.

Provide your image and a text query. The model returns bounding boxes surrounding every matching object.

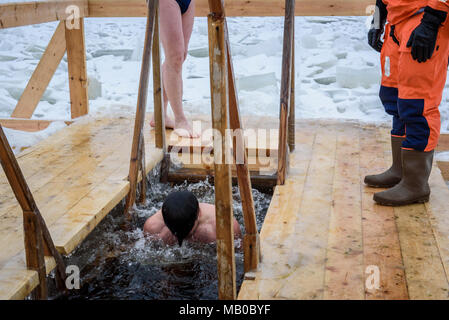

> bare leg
[150,63,175,129]
[153,0,197,138]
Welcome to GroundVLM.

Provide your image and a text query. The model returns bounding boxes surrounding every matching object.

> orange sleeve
[428,0,449,13]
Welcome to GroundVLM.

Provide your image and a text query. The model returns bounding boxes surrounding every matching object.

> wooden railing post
[288,19,296,152]
[153,3,166,151]
[225,25,260,273]
[65,17,89,119]
[208,9,236,300]
[277,0,295,185]
[23,210,47,299]
[0,125,67,300]
[124,0,157,216]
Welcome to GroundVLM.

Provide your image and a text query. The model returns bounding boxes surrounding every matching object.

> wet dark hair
[162,191,199,246]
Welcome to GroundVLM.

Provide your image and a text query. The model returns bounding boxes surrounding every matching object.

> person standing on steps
[366,0,449,206]
[150,0,199,138]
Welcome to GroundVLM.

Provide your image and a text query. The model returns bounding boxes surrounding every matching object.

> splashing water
[51,169,272,300]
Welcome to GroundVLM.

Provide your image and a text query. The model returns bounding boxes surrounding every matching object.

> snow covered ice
[1,11,449,153]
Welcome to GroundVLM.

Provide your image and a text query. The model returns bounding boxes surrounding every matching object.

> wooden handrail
[124,0,157,216]
[0,0,88,29]
[225,24,260,274]
[277,0,295,185]
[88,0,373,18]
[152,3,166,151]
[0,0,374,30]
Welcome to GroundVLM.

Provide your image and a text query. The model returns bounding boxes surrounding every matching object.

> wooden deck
[238,120,449,300]
[0,116,163,300]
[0,116,448,300]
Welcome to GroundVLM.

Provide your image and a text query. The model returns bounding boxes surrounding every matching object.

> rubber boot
[373,149,434,206]
[364,136,405,188]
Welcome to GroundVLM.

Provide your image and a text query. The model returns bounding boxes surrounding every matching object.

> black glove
[368,0,388,52]
[407,6,447,63]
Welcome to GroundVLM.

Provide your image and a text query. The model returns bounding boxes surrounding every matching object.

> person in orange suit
[365,0,449,206]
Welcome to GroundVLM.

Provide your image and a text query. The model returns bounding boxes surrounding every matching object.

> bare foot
[174,119,200,138]
[150,116,175,129]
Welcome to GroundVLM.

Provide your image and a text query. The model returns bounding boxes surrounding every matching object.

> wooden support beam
[152,5,166,151]
[12,22,67,119]
[23,210,47,300]
[0,0,88,29]
[124,0,156,216]
[277,0,294,185]
[168,145,278,158]
[88,0,373,17]
[167,167,278,189]
[65,17,88,119]
[208,10,236,300]
[288,23,295,152]
[225,22,259,273]
[0,124,67,299]
[0,119,72,132]
[137,135,147,205]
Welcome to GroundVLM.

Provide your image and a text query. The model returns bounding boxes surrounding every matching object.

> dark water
[50,169,272,300]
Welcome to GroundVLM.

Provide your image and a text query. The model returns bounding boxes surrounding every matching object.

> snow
[1,11,449,154]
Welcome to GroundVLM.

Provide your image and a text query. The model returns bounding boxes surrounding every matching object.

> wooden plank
[0,119,139,268]
[425,165,449,290]
[323,125,364,300]
[124,0,156,215]
[277,0,294,185]
[208,12,236,300]
[0,119,72,133]
[359,125,408,300]
[437,161,449,181]
[0,0,88,29]
[65,18,88,119]
[0,125,50,299]
[437,134,449,151]
[50,180,129,254]
[274,130,337,299]
[22,210,47,299]
[226,20,259,274]
[0,115,163,300]
[11,22,67,119]
[240,128,316,300]
[167,167,278,189]
[152,4,165,150]
[377,128,449,299]
[88,0,374,17]
[288,23,295,152]
[238,123,338,300]
[0,118,119,219]
[0,268,38,300]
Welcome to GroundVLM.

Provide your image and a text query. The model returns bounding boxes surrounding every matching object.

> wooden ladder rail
[208,0,260,300]
[0,125,67,300]
[152,2,170,183]
[225,23,260,275]
[124,0,158,215]
[277,0,295,185]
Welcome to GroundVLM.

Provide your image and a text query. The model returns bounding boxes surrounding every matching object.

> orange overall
[380,0,449,151]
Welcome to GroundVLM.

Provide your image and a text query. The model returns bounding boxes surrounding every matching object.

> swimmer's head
[162,191,199,246]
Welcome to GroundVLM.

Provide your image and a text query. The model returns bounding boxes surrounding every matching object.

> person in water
[150,0,199,138]
[144,191,242,245]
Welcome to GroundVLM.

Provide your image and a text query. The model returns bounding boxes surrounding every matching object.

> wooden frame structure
[0,125,67,300]
[0,0,397,301]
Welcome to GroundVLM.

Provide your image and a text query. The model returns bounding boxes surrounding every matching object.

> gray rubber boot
[373,149,434,206]
[364,136,405,188]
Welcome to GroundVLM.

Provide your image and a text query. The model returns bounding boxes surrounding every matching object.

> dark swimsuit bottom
[175,0,192,14]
